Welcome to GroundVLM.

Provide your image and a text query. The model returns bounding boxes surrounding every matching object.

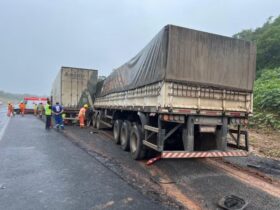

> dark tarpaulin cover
[100,25,256,96]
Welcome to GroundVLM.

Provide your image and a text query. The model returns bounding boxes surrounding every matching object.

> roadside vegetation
[234,16,280,158]
[0,90,36,104]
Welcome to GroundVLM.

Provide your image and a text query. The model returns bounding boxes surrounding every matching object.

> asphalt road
[64,124,280,210]
[0,115,167,210]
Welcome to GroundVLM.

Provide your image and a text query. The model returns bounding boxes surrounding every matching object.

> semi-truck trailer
[93,25,256,160]
[51,66,98,123]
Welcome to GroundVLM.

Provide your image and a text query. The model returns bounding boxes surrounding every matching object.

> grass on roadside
[249,128,280,159]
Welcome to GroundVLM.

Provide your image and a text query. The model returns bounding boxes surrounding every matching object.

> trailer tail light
[200,110,222,116]
[163,114,169,121]
[161,114,185,123]
[174,115,180,121]
[230,118,248,125]
[240,118,249,126]
[226,112,246,117]
[230,118,241,124]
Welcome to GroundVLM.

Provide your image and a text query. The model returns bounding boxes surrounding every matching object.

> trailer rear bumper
[161,150,248,158]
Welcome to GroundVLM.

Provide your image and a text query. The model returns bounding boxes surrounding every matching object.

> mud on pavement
[62,128,187,210]
[61,125,280,210]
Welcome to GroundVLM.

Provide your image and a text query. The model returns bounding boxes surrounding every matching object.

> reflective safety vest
[45,104,52,116]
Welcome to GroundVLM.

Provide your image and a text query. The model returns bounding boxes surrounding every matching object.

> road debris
[147,155,162,165]
[218,195,248,210]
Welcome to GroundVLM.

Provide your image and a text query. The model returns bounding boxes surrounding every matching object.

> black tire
[113,120,123,144]
[120,120,131,151]
[129,124,146,160]
[96,114,102,130]
[92,113,97,128]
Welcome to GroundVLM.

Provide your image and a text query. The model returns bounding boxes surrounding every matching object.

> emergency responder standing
[19,102,25,116]
[52,102,64,130]
[7,103,14,117]
[78,104,88,128]
[86,106,94,127]
[44,100,52,129]
[37,102,44,118]
[33,103,38,116]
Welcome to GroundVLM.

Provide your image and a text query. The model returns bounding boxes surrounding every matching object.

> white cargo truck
[93,25,256,160]
[51,66,98,123]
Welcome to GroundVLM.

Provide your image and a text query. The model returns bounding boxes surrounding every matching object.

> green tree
[233,16,280,76]
[252,68,280,129]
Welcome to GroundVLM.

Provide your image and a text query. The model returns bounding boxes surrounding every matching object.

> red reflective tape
[168,153,174,158]
[184,153,190,158]
[177,109,191,113]
[240,152,246,156]
[146,155,161,165]
[162,150,247,159]
[165,152,172,158]
[189,153,195,158]
[230,112,241,116]
[196,152,202,157]
[171,153,178,158]
[204,111,220,116]
[178,153,184,158]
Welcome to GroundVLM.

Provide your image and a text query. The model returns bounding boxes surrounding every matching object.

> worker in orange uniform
[33,103,38,116]
[19,102,26,116]
[78,104,88,128]
[7,103,14,117]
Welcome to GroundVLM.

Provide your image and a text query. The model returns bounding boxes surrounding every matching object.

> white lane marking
[0,116,10,142]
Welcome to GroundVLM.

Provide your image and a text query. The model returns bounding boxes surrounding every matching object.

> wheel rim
[130,132,137,153]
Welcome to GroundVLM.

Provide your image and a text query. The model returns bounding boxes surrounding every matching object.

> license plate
[199,125,216,133]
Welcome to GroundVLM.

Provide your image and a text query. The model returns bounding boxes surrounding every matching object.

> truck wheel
[120,120,131,151]
[130,124,146,160]
[113,120,123,144]
[92,113,97,128]
[96,114,102,130]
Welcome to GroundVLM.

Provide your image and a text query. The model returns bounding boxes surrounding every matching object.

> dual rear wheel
[113,119,146,160]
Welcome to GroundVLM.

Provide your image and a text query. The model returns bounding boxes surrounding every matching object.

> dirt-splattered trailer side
[93,25,256,160]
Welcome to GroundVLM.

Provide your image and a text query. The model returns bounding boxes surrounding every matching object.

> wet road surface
[64,125,280,210]
[0,106,10,141]
[0,115,167,210]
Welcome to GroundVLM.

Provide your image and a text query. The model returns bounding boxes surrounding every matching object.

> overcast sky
[0,0,280,95]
